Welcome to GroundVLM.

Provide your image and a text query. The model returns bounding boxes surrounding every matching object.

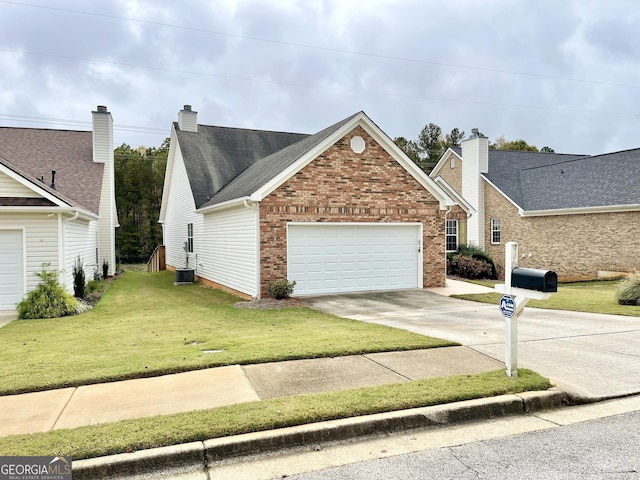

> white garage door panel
[0,230,24,310]
[288,224,420,295]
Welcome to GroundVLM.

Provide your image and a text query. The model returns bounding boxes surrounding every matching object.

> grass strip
[454,279,640,316]
[0,369,550,460]
[0,271,455,395]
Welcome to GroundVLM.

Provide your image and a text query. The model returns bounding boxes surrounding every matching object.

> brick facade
[258,126,446,297]
[484,184,640,281]
[434,151,639,281]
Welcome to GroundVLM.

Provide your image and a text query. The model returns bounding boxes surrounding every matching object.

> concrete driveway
[304,289,640,401]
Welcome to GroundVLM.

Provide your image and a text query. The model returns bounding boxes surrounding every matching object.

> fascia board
[197,197,248,214]
[481,175,525,213]
[159,125,179,223]
[0,163,71,208]
[0,206,98,220]
[250,113,369,202]
[430,148,462,177]
[433,176,475,214]
[251,113,456,209]
[521,204,640,217]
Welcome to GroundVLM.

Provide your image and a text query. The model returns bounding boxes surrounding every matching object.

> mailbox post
[495,242,557,377]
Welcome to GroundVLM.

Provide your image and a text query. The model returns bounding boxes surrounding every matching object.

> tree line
[114,139,168,264]
[393,124,554,173]
[113,125,553,264]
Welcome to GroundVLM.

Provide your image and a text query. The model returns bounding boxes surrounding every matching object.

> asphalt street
[208,396,640,480]
[285,409,640,480]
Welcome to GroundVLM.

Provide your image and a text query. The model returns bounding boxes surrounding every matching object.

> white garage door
[287,223,421,295]
[0,230,24,310]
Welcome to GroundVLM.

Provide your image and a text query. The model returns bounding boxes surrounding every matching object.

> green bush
[616,272,640,306]
[72,256,86,298]
[266,279,297,299]
[17,264,79,319]
[447,244,498,280]
[86,280,100,294]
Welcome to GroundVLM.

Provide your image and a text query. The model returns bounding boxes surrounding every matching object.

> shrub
[616,272,640,306]
[448,255,493,280]
[17,264,79,319]
[102,259,109,279]
[72,256,86,298]
[266,279,296,300]
[457,244,499,279]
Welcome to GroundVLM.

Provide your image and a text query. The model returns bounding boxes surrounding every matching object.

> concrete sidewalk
[0,346,504,437]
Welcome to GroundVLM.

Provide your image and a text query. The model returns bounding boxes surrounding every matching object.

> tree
[417,123,444,163]
[394,123,465,173]
[540,146,555,153]
[490,135,540,152]
[115,139,169,263]
[393,136,420,163]
[445,127,465,148]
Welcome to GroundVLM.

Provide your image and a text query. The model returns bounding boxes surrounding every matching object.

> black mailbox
[511,267,557,293]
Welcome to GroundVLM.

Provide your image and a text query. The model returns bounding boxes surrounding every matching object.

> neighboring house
[430,129,640,281]
[159,106,455,298]
[0,106,117,311]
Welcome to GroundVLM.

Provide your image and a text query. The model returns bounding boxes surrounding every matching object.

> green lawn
[0,271,554,460]
[455,279,640,316]
[0,271,454,395]
[0,369,550,460]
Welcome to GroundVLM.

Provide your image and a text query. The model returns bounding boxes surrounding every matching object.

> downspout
[243,199,261,298]
[60,210,80,291]
[444,206,453,287]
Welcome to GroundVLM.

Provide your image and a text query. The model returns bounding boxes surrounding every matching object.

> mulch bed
[234,297,305,310]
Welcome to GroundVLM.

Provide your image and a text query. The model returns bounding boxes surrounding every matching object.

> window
[446,219,458,252]
[187,223,194,253]
[491,219,501,244]
[450,156,456,168]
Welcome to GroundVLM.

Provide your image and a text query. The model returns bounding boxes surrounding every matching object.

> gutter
[520,204,640,217]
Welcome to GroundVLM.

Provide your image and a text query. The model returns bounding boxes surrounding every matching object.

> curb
[73,390,567,479]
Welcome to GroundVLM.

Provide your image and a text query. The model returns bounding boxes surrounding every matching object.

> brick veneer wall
[259,126,447,297]
[484,184,640,281]
[435,151,462,192]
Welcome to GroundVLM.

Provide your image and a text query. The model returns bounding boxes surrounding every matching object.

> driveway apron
[304,290,640,401]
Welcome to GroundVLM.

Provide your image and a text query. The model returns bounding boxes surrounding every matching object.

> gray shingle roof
[175,123,308,209]
[176,113,361,208]
[483,150,588,208]
[519,148,640,210]
[205,113,360,206]
[0,127,104,213]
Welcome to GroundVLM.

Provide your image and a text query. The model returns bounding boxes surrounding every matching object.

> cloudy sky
[1,0,639,155]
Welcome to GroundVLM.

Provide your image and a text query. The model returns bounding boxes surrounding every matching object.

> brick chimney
[92,105,116,276]
[178,105,198,132]
[461,128,489,248]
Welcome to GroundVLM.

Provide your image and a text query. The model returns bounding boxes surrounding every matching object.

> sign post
[502,242,519,377]
[495,242,556,377]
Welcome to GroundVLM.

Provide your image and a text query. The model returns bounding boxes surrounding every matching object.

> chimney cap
[468,128,486,139]
[183,105,192,111]
[96,105,108,113]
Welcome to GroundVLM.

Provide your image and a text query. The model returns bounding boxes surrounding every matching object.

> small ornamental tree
[73,256,86,298]
[17,264,79,319]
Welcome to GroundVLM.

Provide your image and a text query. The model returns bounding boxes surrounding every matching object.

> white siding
[163,144,259,297]
[163,144,200,270]
[199,205,258,297]
[92,108,116,276]
[461,135,489,248]
[0,171,41,197]
[63,218,98,291]
[0,213,59,294]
